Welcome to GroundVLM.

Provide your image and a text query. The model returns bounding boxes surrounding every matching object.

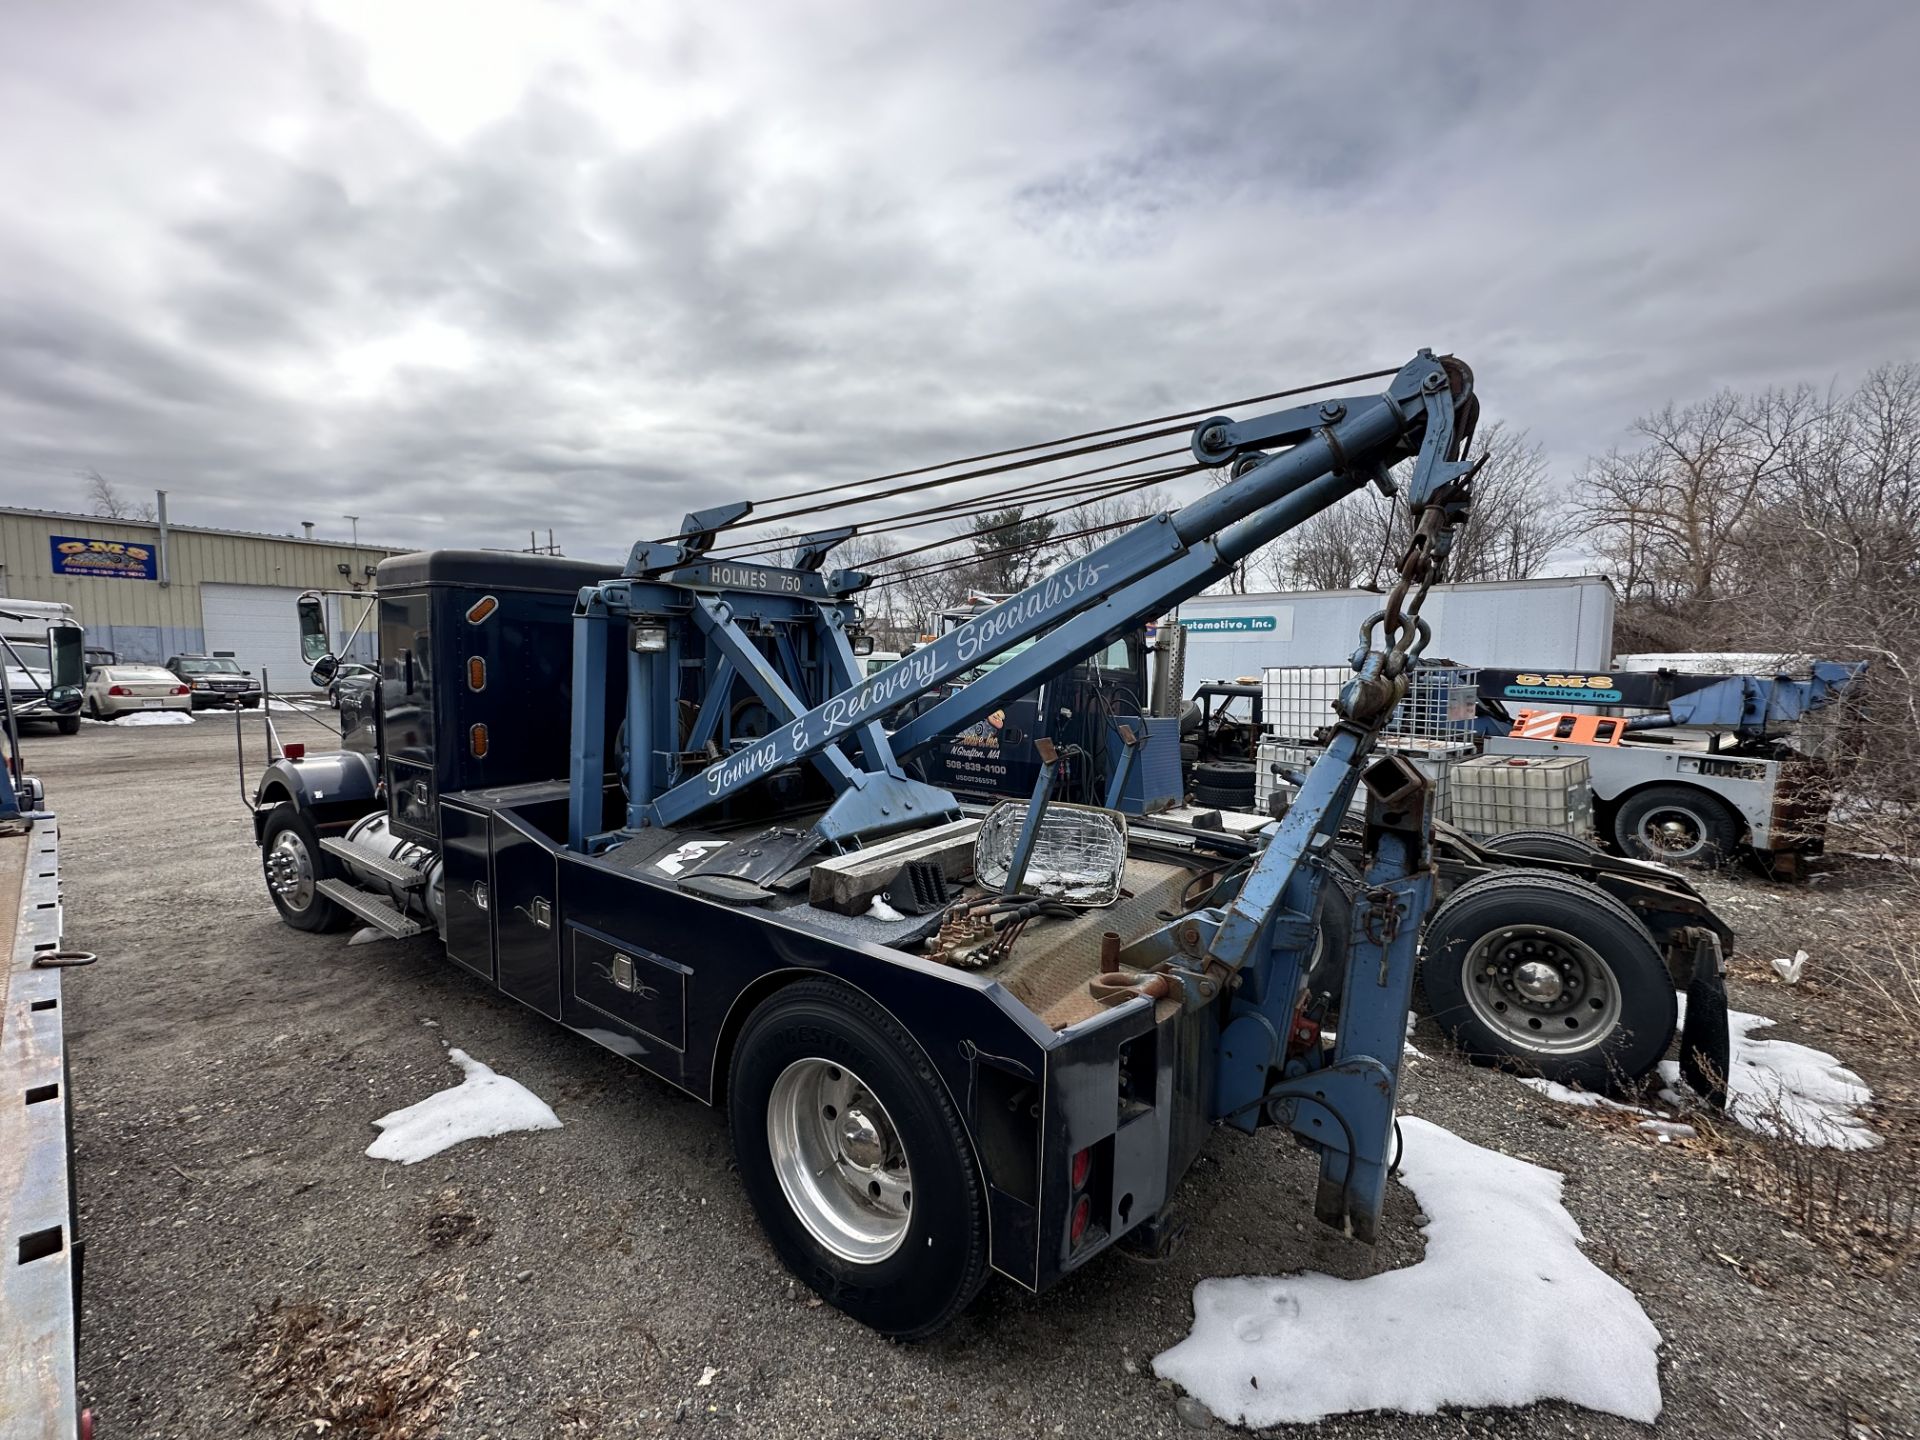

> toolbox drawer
[569,925,689,1054]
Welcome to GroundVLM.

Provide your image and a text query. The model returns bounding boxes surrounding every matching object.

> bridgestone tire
[1420,871,1676,1089]
[728,979,989,1339]
[1612,784,1742,867]
[260,804,351,934]
[1192,783,1254,809]
[1480,829,1607,864]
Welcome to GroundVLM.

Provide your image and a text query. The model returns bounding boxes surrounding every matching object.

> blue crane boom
[567,350,1476,850]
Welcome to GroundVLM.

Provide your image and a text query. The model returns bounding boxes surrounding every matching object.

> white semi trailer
[1174,575,1615,693]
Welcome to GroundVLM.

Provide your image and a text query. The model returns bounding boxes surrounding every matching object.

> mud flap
[1678,930,1730,1108]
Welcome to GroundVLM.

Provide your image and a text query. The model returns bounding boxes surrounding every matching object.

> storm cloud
[1,0,1915,562]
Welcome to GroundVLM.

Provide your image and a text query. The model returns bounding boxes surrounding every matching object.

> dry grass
[1718,1102,1920,1275]
[242,1299,472,1439]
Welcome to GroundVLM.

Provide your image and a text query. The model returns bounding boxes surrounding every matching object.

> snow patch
[82,710,193,727]
[366,1048,562,1165]
[1662,998,1878,1150]
[867,895,905,921]
[1518,1077,1653,1116]
[1153,1117,1661,1427]
[1402,1012,1426,1061]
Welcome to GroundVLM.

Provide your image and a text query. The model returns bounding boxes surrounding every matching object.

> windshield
[178,657,243,675]
[4,642,51,670]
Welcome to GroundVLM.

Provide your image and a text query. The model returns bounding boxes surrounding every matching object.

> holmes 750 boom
[253,353,1725,1336]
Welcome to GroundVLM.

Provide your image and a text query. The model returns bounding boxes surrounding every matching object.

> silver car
[83,664,192,720]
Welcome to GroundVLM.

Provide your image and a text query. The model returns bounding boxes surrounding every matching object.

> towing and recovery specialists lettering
[701,558,1110,796]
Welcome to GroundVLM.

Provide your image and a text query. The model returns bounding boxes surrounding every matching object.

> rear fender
[251,750,380,843]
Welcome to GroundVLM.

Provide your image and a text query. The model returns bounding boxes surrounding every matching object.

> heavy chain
[1341,502,1464,726]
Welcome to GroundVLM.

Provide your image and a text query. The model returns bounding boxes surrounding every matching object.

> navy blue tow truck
[249,354,1730,1337]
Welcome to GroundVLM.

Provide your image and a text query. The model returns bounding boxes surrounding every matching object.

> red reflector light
[1071,1147,1091,1191]
[281,743,305,760]
[1070,1194,1093,1247]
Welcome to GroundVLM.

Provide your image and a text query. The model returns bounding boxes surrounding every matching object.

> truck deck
[0,816,79,1440]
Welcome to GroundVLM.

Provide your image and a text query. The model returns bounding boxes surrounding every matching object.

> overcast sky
[1,1,1915,563]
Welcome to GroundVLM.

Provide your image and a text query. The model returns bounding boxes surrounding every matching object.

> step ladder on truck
[245,353,1734,1337]
[0,615,91,1440]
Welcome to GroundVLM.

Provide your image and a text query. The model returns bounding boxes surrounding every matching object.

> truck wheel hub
[1465,924,1620,1055]
[1514,960,1563,1002]
[266,832,315,909]
[767,1058,913,1264]
[837,1110,886,1172]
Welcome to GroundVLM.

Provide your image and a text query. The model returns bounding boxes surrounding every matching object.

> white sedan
[83,665,192,720]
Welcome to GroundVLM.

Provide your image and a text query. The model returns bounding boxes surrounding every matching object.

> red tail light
[172,684,189,696]
[1070,1147,1092,1191]
[1070,1194,1093,1247]
[282,743,305,760]
[107,685,130,696]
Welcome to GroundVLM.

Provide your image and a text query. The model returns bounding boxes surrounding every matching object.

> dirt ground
[31,716,1920,1439]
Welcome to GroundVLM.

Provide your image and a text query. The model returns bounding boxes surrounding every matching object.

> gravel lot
[34,716,1919,1439]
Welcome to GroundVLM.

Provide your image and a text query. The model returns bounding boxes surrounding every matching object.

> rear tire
[728,980,988,1339]
[1421,871,1675,1089]
[261,804,350,933]
[1612,785,1741,866]
[1480,829,1606,864]
[55,715,80,735]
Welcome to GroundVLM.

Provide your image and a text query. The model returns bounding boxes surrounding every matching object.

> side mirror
[46,622,85,714]
[310,654,339,686]
[297,592,330,663]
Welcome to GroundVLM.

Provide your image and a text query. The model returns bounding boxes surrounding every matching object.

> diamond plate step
[316,879,427,937]
[318,837,426,889]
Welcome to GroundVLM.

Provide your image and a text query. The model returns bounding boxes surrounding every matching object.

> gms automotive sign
[49,534,158,581]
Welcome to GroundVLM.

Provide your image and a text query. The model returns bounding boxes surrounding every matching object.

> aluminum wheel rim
[1461,922,1621,1055]
[766,1058,913,1264]
[265,830,316,912]
[1638,805,1708,860]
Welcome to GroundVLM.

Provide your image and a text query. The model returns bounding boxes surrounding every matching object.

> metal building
[0,506,410,685]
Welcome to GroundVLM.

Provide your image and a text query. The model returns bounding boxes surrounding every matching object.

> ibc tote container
[1449,754,1594,839]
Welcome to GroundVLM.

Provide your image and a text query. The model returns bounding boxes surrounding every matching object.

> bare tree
[1442,423,1581,582]
[1262,486,1400,591]
[84,469,155,521]
[1579,386,1816,608]
[1055,486,1173,559]
[1262,421,1574,592]
[1585,361,1920,843]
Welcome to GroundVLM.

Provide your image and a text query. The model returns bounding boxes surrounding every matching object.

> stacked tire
[1191,760,1257,811]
